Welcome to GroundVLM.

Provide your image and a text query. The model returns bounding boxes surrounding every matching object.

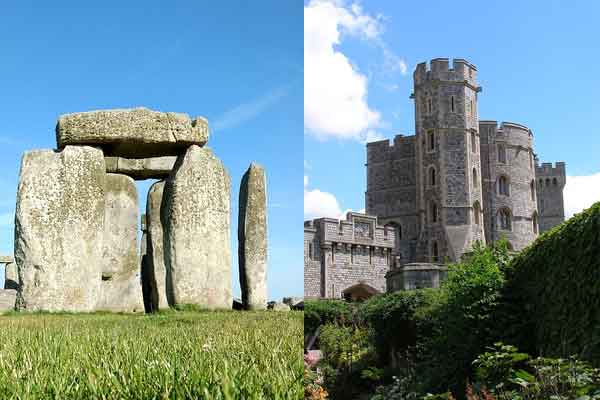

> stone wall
[536,162,566,233]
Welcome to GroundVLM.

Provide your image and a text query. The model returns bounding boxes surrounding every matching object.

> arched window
[430,201,438,223]
[473,201,481,225]
[471,132,477,153]
[432,241,439,263]
[545,178,550,187]
[497,144,506,164]
[473,168,478,188]
[553,177,558,186]
[532,212,538,234]
[530,180,535,201]
[529,151,533,169]
[428,130,435,151]
[429,166,436,186]
[498,175,510,196]
[498,208,512,231]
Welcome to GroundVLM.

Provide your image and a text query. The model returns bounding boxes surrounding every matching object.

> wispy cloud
[0,212,14,227]
[212,84,291,133]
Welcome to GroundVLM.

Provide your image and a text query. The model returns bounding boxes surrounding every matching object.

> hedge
[500,201,600,365]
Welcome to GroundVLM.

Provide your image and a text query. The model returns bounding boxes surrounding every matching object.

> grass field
[0,310,303,399]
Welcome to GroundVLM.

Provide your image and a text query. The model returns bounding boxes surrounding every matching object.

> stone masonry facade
[304,212,395,299]
[366,58,565,266]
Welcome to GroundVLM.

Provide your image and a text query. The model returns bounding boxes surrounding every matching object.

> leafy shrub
[304,300,354,337]
[471,343,600,399]
[419,241,510,395]
[499,201,600,364]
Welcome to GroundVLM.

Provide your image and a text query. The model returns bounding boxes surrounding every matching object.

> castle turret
[535,161,566,232]
[412,58,485,262]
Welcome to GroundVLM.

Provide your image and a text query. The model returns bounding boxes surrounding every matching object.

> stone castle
[0,108,268,313]
[305,58,566,299]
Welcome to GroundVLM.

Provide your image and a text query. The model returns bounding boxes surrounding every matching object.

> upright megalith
[56,108,208,158]
[238,163,268,310]
[15,146,105,312]
[97,173,144,312]
[143,180,169,311]
[162,145,232,309]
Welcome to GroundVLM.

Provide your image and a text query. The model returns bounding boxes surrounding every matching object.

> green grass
[0,310,303,399]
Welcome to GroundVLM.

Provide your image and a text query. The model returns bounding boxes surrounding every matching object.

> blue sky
[0,1,303,300]
[304,0,600,222]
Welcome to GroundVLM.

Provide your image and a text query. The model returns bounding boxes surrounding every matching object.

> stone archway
[342,283,380,301]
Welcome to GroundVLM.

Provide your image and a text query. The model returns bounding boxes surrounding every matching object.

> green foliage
[359,289,440,365]
[472,343,600,399]
[0,311,303,399]
[499,201,600,364]
[420,241,509,395]
[304,299,354,337]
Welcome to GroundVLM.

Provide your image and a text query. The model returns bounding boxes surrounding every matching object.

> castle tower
[535,161,566,233]
[412,58,485,262]
[480,121,539,251]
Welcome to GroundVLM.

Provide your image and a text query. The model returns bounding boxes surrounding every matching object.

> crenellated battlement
[366,134,415,164]
[414,58,479,87]
[536,161,566,177]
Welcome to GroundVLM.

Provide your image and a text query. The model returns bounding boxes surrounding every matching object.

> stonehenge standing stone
[238,163,268,310]
[143,180,169,311]
[56,108,208,157]
[162,145,232,309]
[14,146,105,312]
[4,262,18,290]
[97,173,144,312]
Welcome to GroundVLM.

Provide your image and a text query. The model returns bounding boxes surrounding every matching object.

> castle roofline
[480,120,534,136]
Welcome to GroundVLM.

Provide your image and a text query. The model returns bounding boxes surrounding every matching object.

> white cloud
[304,175,367,220]
[564,173,600,218]
[304,0,382,141]
[212,84,290,133]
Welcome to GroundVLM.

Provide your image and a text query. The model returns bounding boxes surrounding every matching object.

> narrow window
[473,202,481,225]
[398,224,402,240]
[546,178,550,187]
[529,151,533,169]
[470,100,474,117]
[498,209,512,231]
[350,245,354,263]
[530,180,535,201]
[429,167,436,186]
[428,98,432,114]
[471,132,477,153]
[430,202,438,223]
[451,96,455,112]
[428,131,435,151]
[332,243,336,262]
[497,144,506,164]
[432,241,439,262]
[338,222,343,234]
[473,168,478,188]
[369,247,373,265]
[309,242,313,260]
[532,212,538,234]
[498,176,509,196]
[553,177,558,186]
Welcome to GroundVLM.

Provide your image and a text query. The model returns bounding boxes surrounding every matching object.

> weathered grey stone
[97,173,143,312]
[0,289,16,312]
[105,156,177,180]
[15,146,104,312]
[143,180,169,311]
[162,145,232,309]
[238,162,268,310]
[56,108,208,158]
[0,255,14,264]
[4,262,18,290]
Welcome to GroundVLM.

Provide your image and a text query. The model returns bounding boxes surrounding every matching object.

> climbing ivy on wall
[500,201,600,365]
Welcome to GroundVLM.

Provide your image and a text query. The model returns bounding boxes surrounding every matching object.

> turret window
[532,212,539,234]
[473,201,481,225]
[428,130,435,151]
[498,208,512,231]
[497,144,506,164]
[430,201,438,223]
[471,132,477,153]
[553,178,558,186]
[431,241,439,263]
[428,98,432,114]
[429,166,437,186]
[473,168,478,188]
[498,175,510,196]
[451,96,455,112]
[530,180,535,201]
